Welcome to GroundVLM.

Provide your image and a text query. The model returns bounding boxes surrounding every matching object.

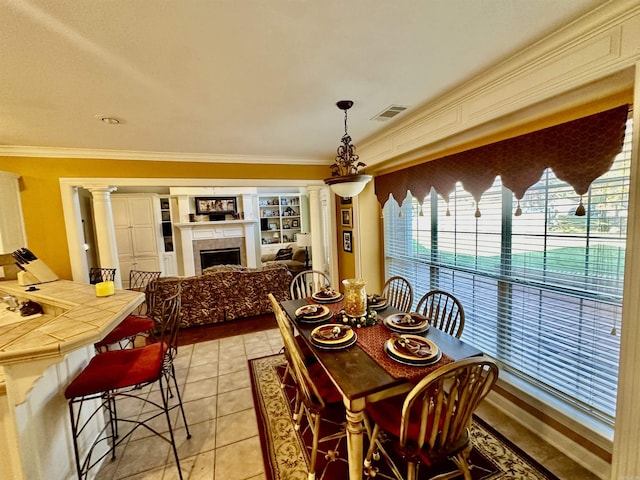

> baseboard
[486,386,611,480]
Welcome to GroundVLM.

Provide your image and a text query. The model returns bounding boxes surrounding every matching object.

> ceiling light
[101,117,120,124]
[95,114,121,125]
[324,100,372,198]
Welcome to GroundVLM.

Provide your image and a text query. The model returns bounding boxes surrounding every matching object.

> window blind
[383,115,632,423]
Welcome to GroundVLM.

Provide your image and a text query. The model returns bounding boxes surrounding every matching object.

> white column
[307,187,323,269]
[87,186,122,288]
[611,63,640,480]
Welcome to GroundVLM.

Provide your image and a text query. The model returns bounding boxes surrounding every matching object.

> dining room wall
[0,157,329,280]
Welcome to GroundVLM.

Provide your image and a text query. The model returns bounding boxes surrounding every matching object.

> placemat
[355,323,452,383]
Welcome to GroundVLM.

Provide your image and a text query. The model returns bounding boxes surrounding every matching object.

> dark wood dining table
[281,297,483,480]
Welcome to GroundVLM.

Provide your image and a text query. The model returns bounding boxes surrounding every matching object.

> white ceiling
[1,0,606,164]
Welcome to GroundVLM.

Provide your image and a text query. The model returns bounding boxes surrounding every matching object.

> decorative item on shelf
[324,100,372,198]
[343,278,367,317]
[272,231,280,243]
[296,232,312,268]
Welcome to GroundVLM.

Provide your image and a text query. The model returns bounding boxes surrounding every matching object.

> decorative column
[611,62,640,480]
[86,186,121,288]
[307,187,324,272]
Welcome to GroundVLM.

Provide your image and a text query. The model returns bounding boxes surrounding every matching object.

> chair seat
[94,314,154,349]
[65,342,167,399]
[308,362,342,404]
[366,394,444,465]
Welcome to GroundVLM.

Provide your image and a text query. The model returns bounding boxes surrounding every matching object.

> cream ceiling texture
[0,0,605,164]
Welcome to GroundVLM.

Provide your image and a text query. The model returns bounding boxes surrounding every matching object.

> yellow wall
[0,156,328,280]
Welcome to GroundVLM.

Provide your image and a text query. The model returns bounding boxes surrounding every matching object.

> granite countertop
[0,279,144,366]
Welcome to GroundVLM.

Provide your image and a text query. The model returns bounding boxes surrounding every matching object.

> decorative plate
[295,304,332,323]
[383,313,429,333]
[367,295,388,311]
[311,290,344,304]
[384,334,441,366]
[310,324,355,348]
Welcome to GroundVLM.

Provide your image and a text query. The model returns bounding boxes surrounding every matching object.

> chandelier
[324,100,372,198]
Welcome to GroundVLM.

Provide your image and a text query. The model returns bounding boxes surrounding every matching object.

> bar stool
[94,270,161,352]
[89,267,117,285]
[65,285,191,479]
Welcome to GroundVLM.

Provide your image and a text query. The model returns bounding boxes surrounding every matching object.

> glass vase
[342,278,367,317]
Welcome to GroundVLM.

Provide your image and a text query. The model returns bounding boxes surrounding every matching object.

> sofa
[261,246,308,275]
[154,263,292,328]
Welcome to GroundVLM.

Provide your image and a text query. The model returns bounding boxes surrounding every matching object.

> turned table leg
[345,398,366,480]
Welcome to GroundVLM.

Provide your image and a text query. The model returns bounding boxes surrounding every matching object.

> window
[383,117,632,424]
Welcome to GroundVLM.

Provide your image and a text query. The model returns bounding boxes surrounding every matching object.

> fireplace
[200,247,241,270]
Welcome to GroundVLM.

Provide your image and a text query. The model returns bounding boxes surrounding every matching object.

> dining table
[281,296,483,480]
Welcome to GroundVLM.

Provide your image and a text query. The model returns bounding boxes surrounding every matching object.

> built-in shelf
[259,194,302,249]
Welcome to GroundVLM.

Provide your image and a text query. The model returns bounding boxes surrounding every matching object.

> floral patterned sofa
[154,264,292,328]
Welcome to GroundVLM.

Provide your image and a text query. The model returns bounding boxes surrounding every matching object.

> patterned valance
[375,105,629,216]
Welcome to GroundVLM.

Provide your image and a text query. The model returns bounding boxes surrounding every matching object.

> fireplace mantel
[176,219,259,276]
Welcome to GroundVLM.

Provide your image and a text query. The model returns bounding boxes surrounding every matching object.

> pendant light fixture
[324,100,372,198]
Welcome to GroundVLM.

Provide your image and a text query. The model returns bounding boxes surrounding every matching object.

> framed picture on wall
[194,196,237,215]
[343,230,352,253]
[341,208,352,227]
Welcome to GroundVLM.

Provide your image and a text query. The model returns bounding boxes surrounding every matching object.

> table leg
[345,398,366,480]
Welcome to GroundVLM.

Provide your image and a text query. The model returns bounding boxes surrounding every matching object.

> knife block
[17,259,59,286]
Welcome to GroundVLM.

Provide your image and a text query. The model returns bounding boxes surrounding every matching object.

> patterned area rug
[249,354,561,480]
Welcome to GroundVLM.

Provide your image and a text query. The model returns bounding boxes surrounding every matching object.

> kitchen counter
[0,279,143,365]
[0,279,144,480]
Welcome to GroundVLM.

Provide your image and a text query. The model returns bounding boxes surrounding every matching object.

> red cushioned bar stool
[65,285,191,480]
[94,270,161,352]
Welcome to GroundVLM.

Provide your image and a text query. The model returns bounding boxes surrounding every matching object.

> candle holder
[342,278,367,317]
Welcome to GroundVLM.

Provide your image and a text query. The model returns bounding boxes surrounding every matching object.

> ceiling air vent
[371,105,409,121]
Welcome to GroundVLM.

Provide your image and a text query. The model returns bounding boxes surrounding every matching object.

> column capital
[85,185,118,195]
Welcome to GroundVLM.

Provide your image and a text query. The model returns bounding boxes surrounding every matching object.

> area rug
[249,353,561,480]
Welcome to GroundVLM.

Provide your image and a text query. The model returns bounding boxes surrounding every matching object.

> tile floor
[93,327,600,480]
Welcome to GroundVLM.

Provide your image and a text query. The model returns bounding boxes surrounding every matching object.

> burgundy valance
[375,105,629,215]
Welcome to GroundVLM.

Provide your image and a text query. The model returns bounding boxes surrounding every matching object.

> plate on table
[367,294,388,311]
[295,304,332,323]
[311,289,344,304]
[384,334,441,366]
[310,324,357,349]
[383,313,429,333]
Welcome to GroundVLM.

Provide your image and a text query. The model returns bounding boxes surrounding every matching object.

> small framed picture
[343,230,352,253]
[269,222,277,230]
[292,219,299,228]
[341,208,352,227]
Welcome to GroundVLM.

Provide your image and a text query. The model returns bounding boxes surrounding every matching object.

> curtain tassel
[475,205,481,218]
[445,203,451,216]
[398,209,403,217]
[515,200,522,217]
[575,197,586,216]
[419,206,424,216]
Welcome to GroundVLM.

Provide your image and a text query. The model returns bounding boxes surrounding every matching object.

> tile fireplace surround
[176,220,259,277]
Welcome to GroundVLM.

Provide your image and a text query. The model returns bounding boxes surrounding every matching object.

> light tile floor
[94,328,600,480]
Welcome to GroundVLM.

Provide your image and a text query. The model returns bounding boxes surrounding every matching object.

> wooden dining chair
[268,293,346,480]
[382,276,414,312]
[290,269,331,300]
[415,289,465,338]
[364,356,499,480]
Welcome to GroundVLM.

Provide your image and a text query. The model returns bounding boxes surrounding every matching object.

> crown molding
[0,145,329,165]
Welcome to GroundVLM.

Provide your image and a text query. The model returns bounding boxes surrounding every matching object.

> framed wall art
[341,208,352,227]
[194,196,237,215]
[343,230,352,253]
